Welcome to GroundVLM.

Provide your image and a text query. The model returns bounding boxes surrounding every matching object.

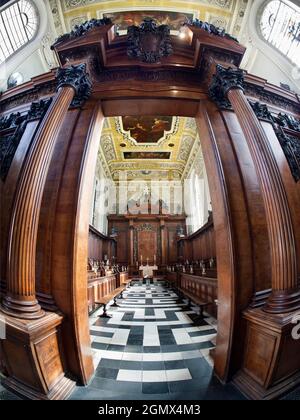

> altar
[139,264,158,278]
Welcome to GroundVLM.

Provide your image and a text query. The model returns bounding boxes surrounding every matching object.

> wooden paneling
[167,225,179,264]
[88,225,114,262]
[179,219,216,263]
[138,230,157,262]
[108,215,186,267]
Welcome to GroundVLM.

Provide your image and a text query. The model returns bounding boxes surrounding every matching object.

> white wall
[240,0,300,93]
[0,0,58,92]
[184,150,211,235]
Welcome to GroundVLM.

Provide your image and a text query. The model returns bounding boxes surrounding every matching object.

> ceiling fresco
[98,116,201,182]
[118,116,176,145]
[103,11,193,31]
[46,0,249,183]
[49,0,249,40]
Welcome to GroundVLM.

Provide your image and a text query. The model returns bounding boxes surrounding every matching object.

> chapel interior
[0,0,300,401]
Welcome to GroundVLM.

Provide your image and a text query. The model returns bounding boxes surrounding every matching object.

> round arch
[43,88,255,385]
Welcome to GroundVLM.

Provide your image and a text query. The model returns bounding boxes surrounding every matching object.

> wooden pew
[178,273,218,318]
[97,285,126,318]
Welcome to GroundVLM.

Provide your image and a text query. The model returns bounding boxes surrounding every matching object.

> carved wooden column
[0,64,92,400]
[1,64,92,320]
[210,65,300,314]
[209,65,300,399]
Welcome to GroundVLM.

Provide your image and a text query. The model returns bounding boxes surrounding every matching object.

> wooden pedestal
[0,310,75,400]
[234,308,300,400]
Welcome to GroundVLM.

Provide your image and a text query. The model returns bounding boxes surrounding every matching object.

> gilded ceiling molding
[62,0,236,12]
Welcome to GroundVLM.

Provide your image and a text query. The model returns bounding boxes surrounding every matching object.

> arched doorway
[41,94,255,386]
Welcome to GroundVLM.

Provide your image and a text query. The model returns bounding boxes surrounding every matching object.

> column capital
[209,64,245,108]
[56,64,92,107]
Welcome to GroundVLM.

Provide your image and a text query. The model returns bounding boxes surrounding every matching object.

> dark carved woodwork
[275,131,300,182]
[209,65,300,398]
[127,18,173,64]
[249,101,300,182]
[88,225,115,262]
[209,64,245,109]
[57,64,92,108]
[52,18,112,47]
[0,99,52,181]
[185,19,238,43]
[179,219,216,264]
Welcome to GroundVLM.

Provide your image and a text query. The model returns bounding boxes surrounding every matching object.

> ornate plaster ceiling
[99,116,201,181]
[46,1,249,182]
[49,0,249,40]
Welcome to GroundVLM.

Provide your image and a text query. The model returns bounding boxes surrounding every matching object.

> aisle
[71,281,244,400]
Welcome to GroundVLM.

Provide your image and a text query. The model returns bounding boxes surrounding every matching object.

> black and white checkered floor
[70,281,245,400]
[1,281,299,399]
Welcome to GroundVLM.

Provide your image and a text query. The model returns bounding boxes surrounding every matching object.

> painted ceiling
[99,116,201,181]
[47,0,249,182]
[49,0,249,40]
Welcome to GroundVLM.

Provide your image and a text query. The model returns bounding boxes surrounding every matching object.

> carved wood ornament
[127,18,173,64]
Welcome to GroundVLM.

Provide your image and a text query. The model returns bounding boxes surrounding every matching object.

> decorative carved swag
[209,65,300,183]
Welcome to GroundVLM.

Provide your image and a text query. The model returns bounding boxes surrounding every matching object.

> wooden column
[0,64,92,400]
[2,88,74,319]
[1,64,91,320]
[210,65,300,314]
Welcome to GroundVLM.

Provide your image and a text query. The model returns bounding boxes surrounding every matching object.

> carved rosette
[127,18,173,64]
[56,63,92,107]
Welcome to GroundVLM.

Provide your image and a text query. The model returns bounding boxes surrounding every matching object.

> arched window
[260,0,300,66]
[0,0,38,64]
